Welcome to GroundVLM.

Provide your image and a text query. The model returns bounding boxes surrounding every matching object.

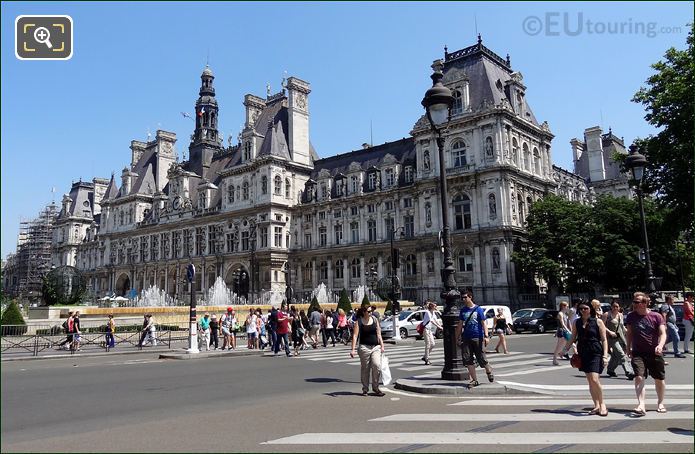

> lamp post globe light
[421,60,468,381]
[625,144,656,293]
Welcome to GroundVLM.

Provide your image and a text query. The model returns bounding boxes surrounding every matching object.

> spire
[192,65,219,145]
[101,173,119,202]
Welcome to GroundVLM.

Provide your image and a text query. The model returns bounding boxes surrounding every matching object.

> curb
[1,348,176,362]
[159,349,263,360]
[394,378,543,396]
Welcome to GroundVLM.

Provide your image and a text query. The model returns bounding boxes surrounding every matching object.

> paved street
[2,333,693,452]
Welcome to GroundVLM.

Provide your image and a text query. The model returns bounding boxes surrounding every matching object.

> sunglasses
[633,300,645,304]
[579,307,590,311]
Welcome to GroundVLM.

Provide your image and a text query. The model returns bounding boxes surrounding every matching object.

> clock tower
[189,65,221,179]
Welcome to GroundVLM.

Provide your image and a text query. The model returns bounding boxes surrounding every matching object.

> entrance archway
[115,273,131,297]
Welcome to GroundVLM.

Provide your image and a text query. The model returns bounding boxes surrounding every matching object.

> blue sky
[1,1,691,258]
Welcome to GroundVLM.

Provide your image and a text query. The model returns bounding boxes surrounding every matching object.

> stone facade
[61,40,593,307]
[571,126,631,199]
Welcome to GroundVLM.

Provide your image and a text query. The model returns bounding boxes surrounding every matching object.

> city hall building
[54,39,594,306]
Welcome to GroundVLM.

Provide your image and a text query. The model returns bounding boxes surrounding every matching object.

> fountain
[133,285,178,307]
[353,284,371,305]
[267,292,285,308]
[205,276,245,306]
[310,282,338,308]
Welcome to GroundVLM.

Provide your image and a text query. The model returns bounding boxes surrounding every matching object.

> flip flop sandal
[487,371,495,382]
[631,408,646,417]
[588,408,600,415]
[469,380,480,388]
[657,407,668,413]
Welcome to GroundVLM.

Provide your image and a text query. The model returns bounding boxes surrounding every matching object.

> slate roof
[58,181,95,220]
[311,138,415,178]
[443,41,539,126]
[101,174,119,202]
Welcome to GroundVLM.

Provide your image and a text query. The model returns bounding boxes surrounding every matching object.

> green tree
[632,24,694,231]
[361,294,370,309]
[1,300,27,335]
[307,296,321,314]
[337,288,352,314]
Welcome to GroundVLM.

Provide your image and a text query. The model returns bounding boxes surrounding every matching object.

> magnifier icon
[33,26,53,49]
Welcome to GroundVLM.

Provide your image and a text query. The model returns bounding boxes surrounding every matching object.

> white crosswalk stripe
[263,393,694,447]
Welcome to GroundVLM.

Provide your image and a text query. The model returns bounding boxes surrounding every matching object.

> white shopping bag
[380,354,392,386]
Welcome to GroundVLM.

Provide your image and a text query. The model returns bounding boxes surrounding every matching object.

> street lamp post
[422,60,467,380]
[388,220,404,342]
[186,262,199,353]
[625,144,656,293]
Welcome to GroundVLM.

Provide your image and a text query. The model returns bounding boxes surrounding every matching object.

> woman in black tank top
[350,306,385,396]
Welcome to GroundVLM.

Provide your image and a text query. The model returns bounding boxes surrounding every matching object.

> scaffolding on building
[10,203,58,302]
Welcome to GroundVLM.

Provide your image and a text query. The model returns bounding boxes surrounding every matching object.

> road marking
[370,411,693,422]
[495,364,573,377]
[450,398,695,406]
[262,431,693,445]
[498,381,695,391]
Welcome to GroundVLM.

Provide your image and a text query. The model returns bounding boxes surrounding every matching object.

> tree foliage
[307,296,321,314]
[632,24,694,231]
[512,194,692,294]
[1,300,26,326]
[337,288,352,313]
[361,294,370,309]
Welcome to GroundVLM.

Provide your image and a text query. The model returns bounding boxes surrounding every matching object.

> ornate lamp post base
[440,289,468,381]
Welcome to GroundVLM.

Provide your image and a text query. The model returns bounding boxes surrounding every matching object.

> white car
[380,309,443,339]
[480,305,513,332]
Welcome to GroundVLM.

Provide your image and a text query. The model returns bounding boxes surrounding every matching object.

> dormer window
[242,181,249,200]
[274,175,282,195]
[350,176,359,194]
[336,179,344,196]
[404,166,413,183]
[385,168,395,187]
[198,192,207,209]
[368,173,376,190]
[452,89,463,114]
[227,184,234,203]
[243,141,251,161]
[320,183,327,199]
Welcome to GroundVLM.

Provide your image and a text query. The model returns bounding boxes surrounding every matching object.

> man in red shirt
[274,303,292,357]
[625,292,667,415]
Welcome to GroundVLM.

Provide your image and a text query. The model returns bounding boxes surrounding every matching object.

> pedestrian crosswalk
[263,394,694,448]
[294,344,562,378]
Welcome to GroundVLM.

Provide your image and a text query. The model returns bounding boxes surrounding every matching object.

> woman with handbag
[568,301,609,416]
[492,308,509,354]
[553,301,572,365]
[603,300,635,379]
[350,306,386,396]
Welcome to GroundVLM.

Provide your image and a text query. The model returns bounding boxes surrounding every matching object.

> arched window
[335,259,344,279]
[319,261,328,281]
[523,143,530,171]
[285,178,291,198]
[351,258,361,278]
[405,254,417,276]
[458,248,474,272]
[367,256,378,273]
[423,150,431,171]
[227,183,234,203]
[533,147,541,174]
[425,202,432,226]
[274,175,282,195]
[261,176,268,195]
[488,194,497,220]
[303,262,312,284]
[242,181,249,200]
[453,194,472,230]
[512,138,519,166]
[452,90,463,114]
[492,247,501,270]
[451,140,467,168]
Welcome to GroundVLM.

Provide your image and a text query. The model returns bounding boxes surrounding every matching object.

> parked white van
[479,305,514,332]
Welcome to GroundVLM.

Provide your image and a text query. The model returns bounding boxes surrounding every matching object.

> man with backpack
[455,290,494,387]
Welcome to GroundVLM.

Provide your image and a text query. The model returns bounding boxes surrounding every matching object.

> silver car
[380,309,443,339]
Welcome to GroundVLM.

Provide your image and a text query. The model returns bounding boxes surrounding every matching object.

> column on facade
[327,258,333,290]
[296,263,303,294]
[377,253,384,278]
[500,241,509,283]
[473,245,482,287]
[311,258,317,289]
[343,258,349,289]
[360,256,366,287]
[164,267,169,295]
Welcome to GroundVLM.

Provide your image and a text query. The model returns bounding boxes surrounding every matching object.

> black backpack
[62,319,69,333]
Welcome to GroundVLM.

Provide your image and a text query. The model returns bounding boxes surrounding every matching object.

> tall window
[334,224,343,245]
[384,217,395,240]
[227,184,234,203]
[241,231,249,251]
[207,226,215,254]
[533,147,541,174]
[452,90,462,114]
[243,142,251,161]
[304,262,312,285]
[350,222,359,244]
[274,176,282,195]
[319,261,328,281]
[335,179,344,196]
[403,198,412,208]
[320,183,327,199]
[351,258,361,278]
[226,232,234,253]
[285,178,291,198]
[451,140,467,168]
[319,227,327,246]
[351,176,359,194]
[512,138,519,166]
[405,254,417,276]
[385,168,395,187]
[198,192,207,209]
[404,215,414,238]
[454,194,472,230]
[404,166,413,183]
[261,176,268,195]
[458,249,474,272]
[304,233,312,248]
[195,227,205,256]
[368,173,376,190]
[367,220,376,242]
[260,227,268,247]
[425,202,432,226]
[242,181,249,200]
[335,260,344,279]
[274,227,282,247]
